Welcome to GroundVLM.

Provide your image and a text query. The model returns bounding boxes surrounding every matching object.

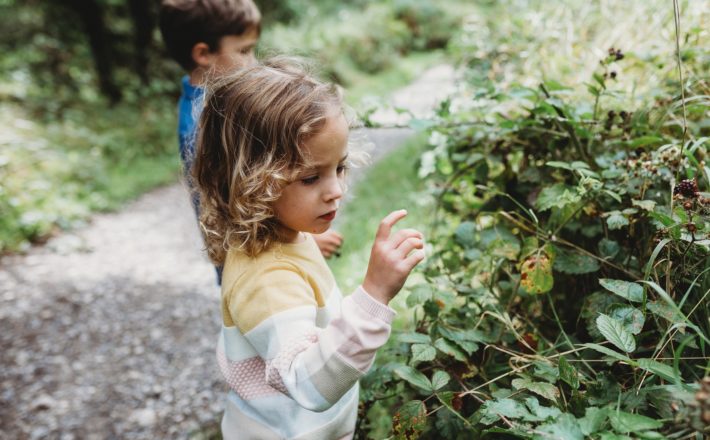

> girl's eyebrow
[308,154,348,169]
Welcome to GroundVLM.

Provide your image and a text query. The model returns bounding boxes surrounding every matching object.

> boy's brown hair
[159,0,261,71]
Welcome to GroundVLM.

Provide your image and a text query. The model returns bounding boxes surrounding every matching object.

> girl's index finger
[376,209,408,241]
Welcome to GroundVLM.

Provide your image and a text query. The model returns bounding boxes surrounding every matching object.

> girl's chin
[310,224,331,234]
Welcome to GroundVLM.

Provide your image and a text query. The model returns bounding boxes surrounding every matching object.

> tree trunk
[128,0,155,85]
[62,0,122,103]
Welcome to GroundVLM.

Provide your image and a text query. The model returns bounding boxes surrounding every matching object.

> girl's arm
[233,271,394,412]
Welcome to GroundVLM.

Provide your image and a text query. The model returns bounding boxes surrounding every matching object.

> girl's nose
[324,176,344,202]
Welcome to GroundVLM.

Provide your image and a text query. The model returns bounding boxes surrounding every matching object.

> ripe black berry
[674,179,699,198]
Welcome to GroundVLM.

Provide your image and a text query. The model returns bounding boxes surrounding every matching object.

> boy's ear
[191,42,214,68]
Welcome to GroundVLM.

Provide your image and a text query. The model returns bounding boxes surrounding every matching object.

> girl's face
[273,110,349,243]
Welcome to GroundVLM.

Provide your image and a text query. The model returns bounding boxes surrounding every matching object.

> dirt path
[0,64,456,440]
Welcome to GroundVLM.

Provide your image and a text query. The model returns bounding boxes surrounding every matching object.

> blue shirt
[177,75,204,168]
[176,75,223,284]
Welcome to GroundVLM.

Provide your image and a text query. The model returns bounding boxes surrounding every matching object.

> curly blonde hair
[191,57,344,264]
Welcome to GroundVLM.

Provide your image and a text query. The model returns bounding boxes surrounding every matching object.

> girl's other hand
[362,210,425,305]
[313,229,343,258]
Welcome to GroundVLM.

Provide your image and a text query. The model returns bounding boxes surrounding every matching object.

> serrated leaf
[647,301,682,323]
[524,397,562,421]
[553,249,600,274]
[434,338,468,362]
[608,410,662,433]
[392,400,427,438]
[406,284,433,308]
[609,305,645,335]
[411,344,436,363]
[579,407,607,436]
[520,254,554,294]
[558,357,579,389]
[395,365,432,392]
[534,413,584,440]
[536,183,581,211]
[431,370,450,391]
[512,377,560,401]
[596,314,636,352]
[479,398,532,425]
[599,278,643,302]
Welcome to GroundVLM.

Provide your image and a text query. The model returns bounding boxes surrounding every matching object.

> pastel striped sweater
[217,234,395,439]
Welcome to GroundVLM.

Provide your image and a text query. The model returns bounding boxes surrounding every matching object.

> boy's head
[159,0,261,75]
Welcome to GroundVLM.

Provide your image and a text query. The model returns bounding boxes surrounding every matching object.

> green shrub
[359,1,710,438]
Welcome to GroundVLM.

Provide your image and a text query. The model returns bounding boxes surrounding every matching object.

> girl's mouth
[319,211,336,221]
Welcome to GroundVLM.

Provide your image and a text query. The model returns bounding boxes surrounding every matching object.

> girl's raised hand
[362,210,425,305]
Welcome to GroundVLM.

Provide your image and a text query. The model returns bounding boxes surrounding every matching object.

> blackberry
[674,179,699,198]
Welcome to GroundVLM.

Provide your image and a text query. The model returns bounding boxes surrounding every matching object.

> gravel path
[0,65,456,440]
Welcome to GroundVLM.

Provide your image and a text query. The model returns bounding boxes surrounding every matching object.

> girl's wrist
[362,281,390,305]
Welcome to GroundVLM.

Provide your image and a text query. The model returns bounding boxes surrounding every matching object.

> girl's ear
[191,42,214,68]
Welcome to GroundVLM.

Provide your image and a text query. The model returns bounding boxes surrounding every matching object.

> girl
[192,57,425,439]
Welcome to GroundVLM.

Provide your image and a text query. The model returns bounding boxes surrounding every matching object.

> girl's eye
[337,165,349,175]
[301,175,319,185]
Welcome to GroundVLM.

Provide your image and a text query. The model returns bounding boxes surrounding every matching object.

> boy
[159,0,343,277]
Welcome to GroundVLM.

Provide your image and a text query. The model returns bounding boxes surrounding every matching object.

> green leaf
[398,332,431,344]
[434,337,468,362]
[579,407,607,436]
[646,301,682,323]
[479,398,532,425]
[583,343,632,363]
[406,284,433,308]
[599,433,633,440]
[536,183,581,211]
[609,305,645,335]
[558,357,579,389]
[632,199,656,211]
[512,377,560,401]
[431,370,450,391]
[546,161,574,170]
[454,221,477,248]
[596,314,636,353]
[637,358,677,383]
[524,397,562,421]
[394,365,432,392]
[520,254,554,294]
[599,279,644,302]
[534,413,584,440]
[411,344,436,364]
[553,249,600,274]
[608,410,662,433]
[599,238,620,259]
[629,136,664,147]
[392,400,427,438]
[606,211,629,230]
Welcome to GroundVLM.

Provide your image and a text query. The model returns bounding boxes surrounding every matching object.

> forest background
[1,0,709,439]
